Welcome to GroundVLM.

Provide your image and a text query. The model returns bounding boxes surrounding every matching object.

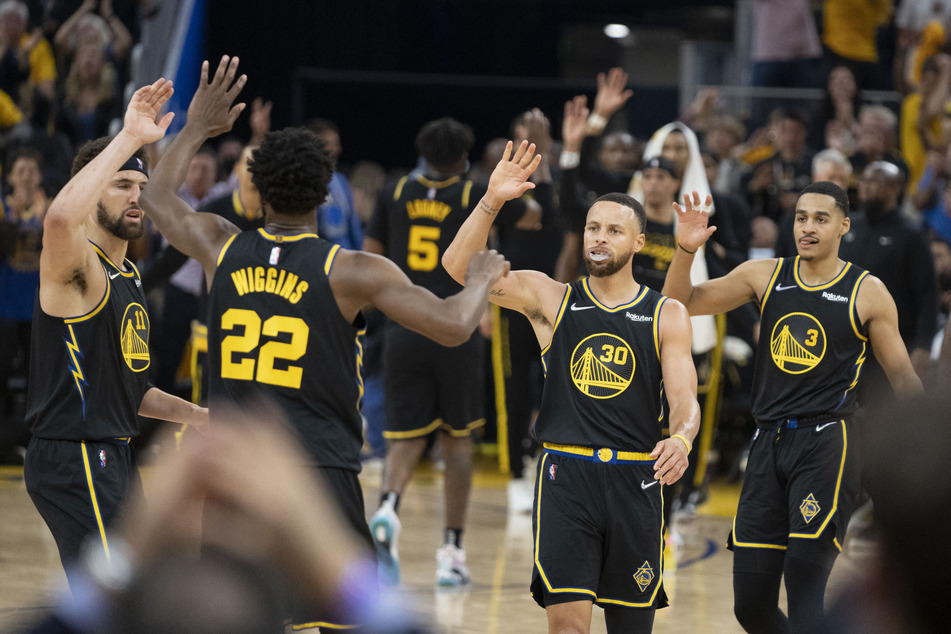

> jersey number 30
[219,308,309,389]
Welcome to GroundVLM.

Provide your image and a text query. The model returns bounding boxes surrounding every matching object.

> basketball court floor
[0,451,871,632]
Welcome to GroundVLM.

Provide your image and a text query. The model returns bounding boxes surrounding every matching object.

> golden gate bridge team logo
[570,333,635,399]
[121,303,150,372]
[769,312,826,375]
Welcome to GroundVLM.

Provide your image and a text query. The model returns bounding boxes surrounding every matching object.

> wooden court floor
[0,453,872,633]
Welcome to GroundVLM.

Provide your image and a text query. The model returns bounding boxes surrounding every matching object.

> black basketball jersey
[366,174,521,298]
[207,229,365,471]
[752,257,870,423]
[632,218,676,292]
[26,243,151,440]
[533,279,667,450]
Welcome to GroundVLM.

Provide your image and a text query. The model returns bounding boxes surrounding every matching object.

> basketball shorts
[531,449,668,610]
[381,325,484,439]
[728,418,861,556]
[24,436,140,575]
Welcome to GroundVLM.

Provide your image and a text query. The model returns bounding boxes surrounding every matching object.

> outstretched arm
[859,275,924,399]
[443,140,563,325]
[650,300,700,485]
[331,248,510,347]
[41,79,174,313]
[139,55,247,281]
[663,191,771,315]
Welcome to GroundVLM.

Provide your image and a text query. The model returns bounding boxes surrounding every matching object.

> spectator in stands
[743,108,816,223]
[0,0,55,104]
[306,118,362,251]
[55,40,120,148]
[901,54,951,195]
[849,104,909,189]
[52,0,132,70]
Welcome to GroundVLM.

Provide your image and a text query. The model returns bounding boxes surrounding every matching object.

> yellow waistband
[542,442,653,463]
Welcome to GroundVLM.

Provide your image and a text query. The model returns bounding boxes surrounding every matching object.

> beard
[584,249,633,277]
[97,202,144,241]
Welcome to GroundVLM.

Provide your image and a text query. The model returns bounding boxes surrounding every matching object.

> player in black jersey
[445,141,701,633]
[663,182,923,632]
[137,56,510,631]
[25,80,209,589]
[364,116,538,587]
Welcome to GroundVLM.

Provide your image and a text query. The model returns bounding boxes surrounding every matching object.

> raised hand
[487,140,541,202]
[562,95,589,152]
[249,97,272,143]
[186,55,248,138]
[672,190,716,252]
[123,78,175,145]
[592,67,633,119]
[521,108,552,156]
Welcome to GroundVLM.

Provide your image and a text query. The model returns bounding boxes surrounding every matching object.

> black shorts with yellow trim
[727,417,861,559]
[24,436,141,568]
[288,466,375,631]
[382,325,484,439]
[531,444,668,611]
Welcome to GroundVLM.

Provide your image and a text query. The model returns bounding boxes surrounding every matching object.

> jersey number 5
[219,308,309,389]
[408,225,440,271]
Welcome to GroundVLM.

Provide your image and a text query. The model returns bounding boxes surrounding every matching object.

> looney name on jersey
[406,199,452,222]
[626,312,652,322]
[230,266,309,304]
[821,291,848,303]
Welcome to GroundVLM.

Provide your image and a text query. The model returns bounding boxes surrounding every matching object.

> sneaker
[435,544,471,587]
[369,505,401,586]
[507,477,535,515]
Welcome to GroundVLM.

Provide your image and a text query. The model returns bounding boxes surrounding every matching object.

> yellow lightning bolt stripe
[64,324,87,413]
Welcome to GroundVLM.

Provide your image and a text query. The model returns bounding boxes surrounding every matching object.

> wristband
[559,151,580,170]
[672,434,692,453]
[587,113,608,131]
[678,243,697,254]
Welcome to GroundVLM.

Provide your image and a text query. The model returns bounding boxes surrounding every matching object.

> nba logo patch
[548,464,557,480]
[99,450,106,468]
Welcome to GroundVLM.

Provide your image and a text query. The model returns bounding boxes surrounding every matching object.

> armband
[559,151,580,170]
[587,113,608,131]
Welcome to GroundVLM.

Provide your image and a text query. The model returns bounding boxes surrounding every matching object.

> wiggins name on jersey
[752,256,869,424]
[534,279,668,451]
[207,228,365,471]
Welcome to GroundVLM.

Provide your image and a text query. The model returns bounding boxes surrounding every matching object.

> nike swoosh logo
[815,421,838,432]
[775,284,797,292]
[109,271,122,279]
[641,480,659,490]
[570,303,594,311]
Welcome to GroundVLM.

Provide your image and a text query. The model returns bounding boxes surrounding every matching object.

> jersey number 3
[219,308,309,389]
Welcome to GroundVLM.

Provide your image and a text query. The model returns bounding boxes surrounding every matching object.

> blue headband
[118,155,149,177]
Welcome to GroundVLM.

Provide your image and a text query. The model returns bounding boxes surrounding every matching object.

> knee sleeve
[604,606,655,634]
[784,551,834,633]
[733,548,789,633]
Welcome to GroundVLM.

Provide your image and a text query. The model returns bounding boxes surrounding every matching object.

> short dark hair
[250,127,334,215]
[9,146,42,169]
[71,137,149,178]
[594,192,647,233]
[415,117,474,170]
[799,181,850,216]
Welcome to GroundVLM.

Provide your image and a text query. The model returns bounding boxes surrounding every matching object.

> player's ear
[839,216,850,238]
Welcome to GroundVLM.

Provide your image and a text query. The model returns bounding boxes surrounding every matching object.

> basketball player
[662,182,923,632]
[444,140,701,633]
[137,56,510,631]
[24,80,209,589]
